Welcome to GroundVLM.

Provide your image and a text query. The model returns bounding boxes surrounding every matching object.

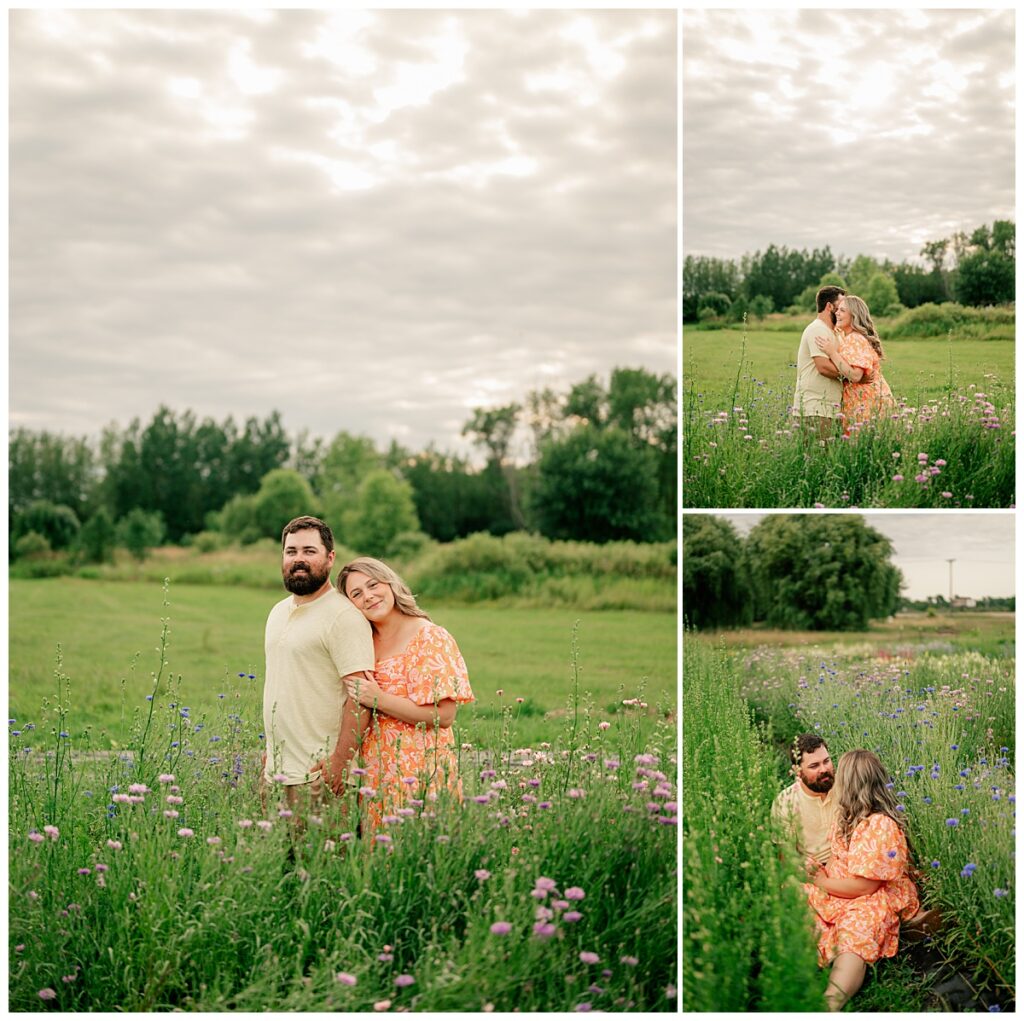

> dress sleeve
[405,625,475,706]
[843,334,876,378]
[847,814,906,881]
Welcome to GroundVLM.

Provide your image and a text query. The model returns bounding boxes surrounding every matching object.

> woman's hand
[345,673,384,708]
[815,335,839,357]
[812,870,829,890]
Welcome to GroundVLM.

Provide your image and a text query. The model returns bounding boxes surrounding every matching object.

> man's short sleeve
[327,608,374,680]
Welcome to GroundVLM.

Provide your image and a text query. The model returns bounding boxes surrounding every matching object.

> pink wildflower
[490,921,512,935]
[335,972,357,986]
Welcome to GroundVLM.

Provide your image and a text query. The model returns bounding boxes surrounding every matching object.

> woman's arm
[815,335,867,382]
[813,872,883,898]
[345,675,458,729]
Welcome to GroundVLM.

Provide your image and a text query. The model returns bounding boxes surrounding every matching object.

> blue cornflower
[954,784,965,791]
[923,797,932,804]
[946,818,959,827]
[951,744,959,750]
[994,889,1009,898]
[930,860,941,868]
[961,863,977,878]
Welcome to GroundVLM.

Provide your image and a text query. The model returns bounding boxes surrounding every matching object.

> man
[771,733,836,869]
[261,515,374,821]
[793,285,845,441]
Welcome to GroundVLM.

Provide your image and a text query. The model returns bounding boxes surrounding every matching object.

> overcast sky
[715,513,1015,601]
[9,9,676,459]
[683,8,1015,264]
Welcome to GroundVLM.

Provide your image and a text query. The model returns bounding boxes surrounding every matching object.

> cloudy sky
[716,512,1015,600]
[10,9,676,459]
[683,8,1015,263]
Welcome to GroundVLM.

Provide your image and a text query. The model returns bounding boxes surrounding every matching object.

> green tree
[77,507,117,564]
[795,272,847,314]
[683,254,741,322]
[342,470,421,557]
[862,272,902,316]
[12,500,81,551]
[682,516,751,629]
[749,294,773,320]
[9,429,96,522]
[955,249,1015,306]
[116,508,166,562]
[746,515,902,630]
[252,469,321,541]
[697,291,731,318]
[462,404,525,530]
[314,432,383,540]
[532,426,665,542]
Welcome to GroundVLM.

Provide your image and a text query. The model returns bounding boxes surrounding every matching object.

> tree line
[683,515,903,631]
[683,220,1015,323]
[9,366,676,563]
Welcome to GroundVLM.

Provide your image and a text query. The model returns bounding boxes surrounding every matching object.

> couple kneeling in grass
[772,734,941,1011]
[261,515,475,835]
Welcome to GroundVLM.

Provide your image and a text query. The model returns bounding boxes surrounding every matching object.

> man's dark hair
[281,515,334,553]
[791,733,828,767]
[815,285,846,313]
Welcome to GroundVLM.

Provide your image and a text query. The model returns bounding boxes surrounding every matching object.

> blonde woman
[814,294,895,429]
[335,557,474,830]
[804,749,923,1011]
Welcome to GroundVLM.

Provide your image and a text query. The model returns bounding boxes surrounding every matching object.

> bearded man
[771,733,837,869]
[260,516,374,820]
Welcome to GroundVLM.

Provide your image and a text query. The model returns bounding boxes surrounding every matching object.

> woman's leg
[825,952,867,1011]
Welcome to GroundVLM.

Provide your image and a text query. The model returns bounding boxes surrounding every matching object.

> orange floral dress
[358,622,474,830]
[805,813,920,966]
[839,332,894,427]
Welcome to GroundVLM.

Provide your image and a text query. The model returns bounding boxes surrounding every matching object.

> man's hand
[805,855,824,879]
[314,757,349,798]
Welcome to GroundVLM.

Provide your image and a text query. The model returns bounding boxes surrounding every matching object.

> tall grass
[738,644,1015,1007]
[684,373,1014,508]
[8,599,677,1011]
[682,639,825,1011]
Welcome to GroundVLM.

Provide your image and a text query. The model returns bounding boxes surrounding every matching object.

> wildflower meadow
[684,635,1014,1012]
[9,586,677,1011]
[683,322,1015,508]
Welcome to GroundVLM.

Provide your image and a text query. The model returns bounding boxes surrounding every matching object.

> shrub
[116,509,166,562]
[12,500,81,551]
[886,302,1015,338]
[13,530,51,560]
[77,507,116,564]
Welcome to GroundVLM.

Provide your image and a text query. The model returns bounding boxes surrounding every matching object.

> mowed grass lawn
[9,579,676,749]
[683,326,1014,404]
[693,611,1015,658]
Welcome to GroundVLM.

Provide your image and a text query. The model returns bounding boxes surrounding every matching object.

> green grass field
[8,579,676,749]
[683,326,1014,403]
[682,324,1015,508]
[9,577,678,1011]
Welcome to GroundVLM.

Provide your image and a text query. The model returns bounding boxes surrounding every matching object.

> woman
[336,557,474,830]
[805,749,921,1011]
[815,294,895,429]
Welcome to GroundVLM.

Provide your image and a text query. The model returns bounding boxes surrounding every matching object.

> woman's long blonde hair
[336,556,431,628]
[832,749,907,845]
[842,295,885,360]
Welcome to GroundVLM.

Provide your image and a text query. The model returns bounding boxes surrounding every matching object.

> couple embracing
[261,515,474,833]
[772,735,941,1011]
[794,285,895,440]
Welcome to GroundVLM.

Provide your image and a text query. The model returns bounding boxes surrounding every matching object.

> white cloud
[683,8,1014,262]
[10,9,676,458]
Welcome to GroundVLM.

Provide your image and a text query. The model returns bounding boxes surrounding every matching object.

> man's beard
[283,560,331,596]
[804,772,834,794]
